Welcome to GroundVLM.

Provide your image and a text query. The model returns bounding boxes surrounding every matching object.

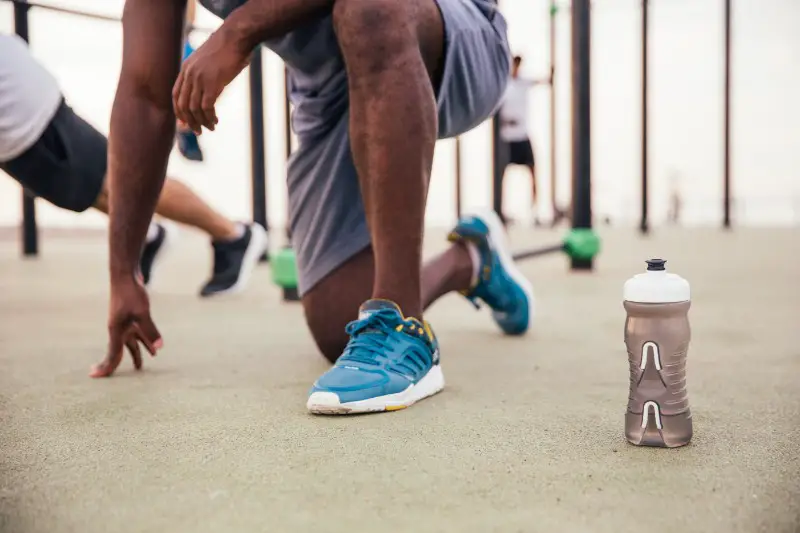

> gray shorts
[266,0,511,294]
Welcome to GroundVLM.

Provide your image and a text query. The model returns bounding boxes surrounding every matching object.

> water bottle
[623,258,692,448]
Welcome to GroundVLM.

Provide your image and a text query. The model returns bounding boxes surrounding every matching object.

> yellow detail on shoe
[423,321,435,342]
[395,325,404,332]
[385,405,407,412]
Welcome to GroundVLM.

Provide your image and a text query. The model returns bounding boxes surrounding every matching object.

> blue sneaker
[307,300,444,415]
[448,210,534,335]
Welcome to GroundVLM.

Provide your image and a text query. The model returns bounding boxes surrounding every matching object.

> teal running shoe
[448,210,534,335]
[307,300,444,415]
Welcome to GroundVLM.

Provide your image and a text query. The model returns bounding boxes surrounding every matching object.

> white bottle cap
[623,259,690,303]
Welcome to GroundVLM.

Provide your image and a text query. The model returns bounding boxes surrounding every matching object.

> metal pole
[454,137,462,219]
[723,0,732,229]
[491,114,506,223]
[513,243,565,261]
[283,68,293,242]
[640,0,649,234]
[248,47,268,261]
[571,0,592,270]
[549,0,559,223]
[13,0,38,257]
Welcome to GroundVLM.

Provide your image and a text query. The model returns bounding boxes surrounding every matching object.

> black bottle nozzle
[646,258,667,271]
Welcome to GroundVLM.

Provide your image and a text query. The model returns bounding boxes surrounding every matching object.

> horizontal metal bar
[0,0,215,32]
[512,243,564,261]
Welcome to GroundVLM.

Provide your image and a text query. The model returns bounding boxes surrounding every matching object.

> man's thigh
[0,100,107,212]
[435,0,511,139]
[288,110,371,297]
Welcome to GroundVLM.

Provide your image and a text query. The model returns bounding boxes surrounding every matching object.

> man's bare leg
[305,0,530,414]
[332,0,444,320]
[528,163,540,225]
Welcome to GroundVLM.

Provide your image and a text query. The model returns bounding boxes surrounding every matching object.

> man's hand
[172,28,251,134]
[90,277,163,378]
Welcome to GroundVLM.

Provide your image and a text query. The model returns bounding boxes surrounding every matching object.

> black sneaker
[140,223,170,286]
[200,223,268,297]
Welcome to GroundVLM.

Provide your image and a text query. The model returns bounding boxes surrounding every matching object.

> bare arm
[108,0,186,281]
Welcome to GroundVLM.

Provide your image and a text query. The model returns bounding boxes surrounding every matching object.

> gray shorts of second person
[264,0,511,295]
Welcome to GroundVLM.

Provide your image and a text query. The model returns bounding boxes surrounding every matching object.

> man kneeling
[98,0,534,415]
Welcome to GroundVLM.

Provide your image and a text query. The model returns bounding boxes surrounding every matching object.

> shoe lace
[339,310,402,366]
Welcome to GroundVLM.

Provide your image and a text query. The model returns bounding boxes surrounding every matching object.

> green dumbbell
[271,246,300,302]
[563,228,601,261]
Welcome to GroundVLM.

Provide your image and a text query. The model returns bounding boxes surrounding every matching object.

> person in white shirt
[498,55,551,225]
[0,33,266,296]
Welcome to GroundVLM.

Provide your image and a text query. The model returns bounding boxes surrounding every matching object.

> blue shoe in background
[176,39,205,162]
[177,129,204,162]
[448,210,534,335]
[307,300,444,415]
[182,40,195,62]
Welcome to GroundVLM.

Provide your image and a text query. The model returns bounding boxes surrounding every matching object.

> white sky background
[0,0,798,229]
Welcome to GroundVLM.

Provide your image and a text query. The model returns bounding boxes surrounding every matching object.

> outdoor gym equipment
[272,247,300,302]
[512,228,600,263]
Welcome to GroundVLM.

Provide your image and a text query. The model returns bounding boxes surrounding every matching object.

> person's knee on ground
[302,248,374,363]
[303,241,479,363]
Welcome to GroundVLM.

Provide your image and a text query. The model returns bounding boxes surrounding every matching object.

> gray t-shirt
[0,34,63,162]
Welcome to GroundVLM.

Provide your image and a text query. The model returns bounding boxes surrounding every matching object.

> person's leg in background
[523,138,540,226]
[1,99,266,297]
[176,0,204,162]
[92,176,266,296]
[287,0,531,414]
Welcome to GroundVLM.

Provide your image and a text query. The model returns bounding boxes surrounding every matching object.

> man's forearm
[107,89,175,281]
[221,0,334,52]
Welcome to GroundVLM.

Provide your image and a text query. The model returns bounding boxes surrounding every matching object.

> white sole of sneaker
[468,208,535,332]
[213,223,268,296]
[307,365,445,415]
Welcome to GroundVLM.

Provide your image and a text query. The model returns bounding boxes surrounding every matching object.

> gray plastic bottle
[623,259,692,448]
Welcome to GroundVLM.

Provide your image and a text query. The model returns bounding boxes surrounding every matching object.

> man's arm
[108,0,186,281]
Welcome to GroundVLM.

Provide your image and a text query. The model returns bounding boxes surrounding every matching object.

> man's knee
[332,0,416,63]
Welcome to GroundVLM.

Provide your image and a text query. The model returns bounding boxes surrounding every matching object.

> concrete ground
[0,225,798,533]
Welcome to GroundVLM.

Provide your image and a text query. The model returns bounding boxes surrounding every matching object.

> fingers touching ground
[90,322,163,378]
